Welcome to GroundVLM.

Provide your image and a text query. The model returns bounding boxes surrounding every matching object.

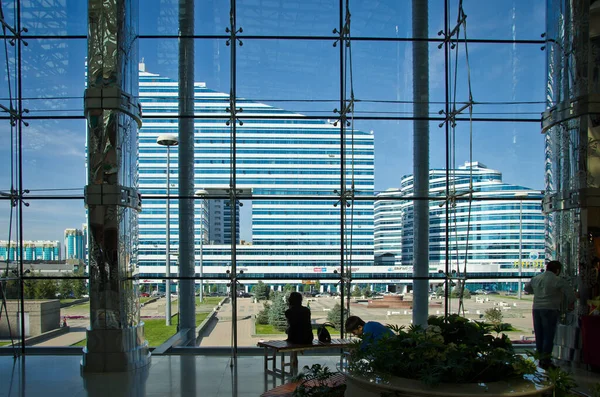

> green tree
[23,274,36,299]
[72,267,88,298]
[362,285,372,298]
[314,280,321,292]
[210,284,217,293]
[268,291,289,331]
[58,276,74,299]
[351,285,362,297]
[256,302,271,325]
[253,281,270,301]
[35,277,58,299]
[1,270,20,299]
[327,303,348,331]
[283,284,295,293]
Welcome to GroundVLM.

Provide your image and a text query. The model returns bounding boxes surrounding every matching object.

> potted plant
[343,315,553,397]
[292,364,346,397]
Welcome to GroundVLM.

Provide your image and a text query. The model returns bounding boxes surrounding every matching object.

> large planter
[343,371,553,397]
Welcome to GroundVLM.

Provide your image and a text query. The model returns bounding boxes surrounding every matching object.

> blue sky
[0,0,547,243]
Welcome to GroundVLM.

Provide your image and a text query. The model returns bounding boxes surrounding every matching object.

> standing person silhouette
[524,260,576,369]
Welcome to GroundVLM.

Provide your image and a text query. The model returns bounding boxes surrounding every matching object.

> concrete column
[543,0,600,366]
[177,0,196,338]
[412,0,430,327]
[82,0,150,372]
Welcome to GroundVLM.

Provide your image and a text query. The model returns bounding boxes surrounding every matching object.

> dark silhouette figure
[285,292,313,344]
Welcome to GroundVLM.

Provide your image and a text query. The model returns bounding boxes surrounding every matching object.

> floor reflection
[1,353,597,396]
[0,353,342,397]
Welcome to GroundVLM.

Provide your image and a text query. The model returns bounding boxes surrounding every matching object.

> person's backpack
[317,322,335,343]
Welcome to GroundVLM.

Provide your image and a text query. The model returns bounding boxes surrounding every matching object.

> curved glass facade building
[375,162,545,291]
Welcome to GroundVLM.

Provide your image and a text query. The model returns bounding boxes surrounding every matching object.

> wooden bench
[257,338,353,377]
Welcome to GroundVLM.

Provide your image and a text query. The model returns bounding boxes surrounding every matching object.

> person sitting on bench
[285,292,314,344]
[345,315,393,350]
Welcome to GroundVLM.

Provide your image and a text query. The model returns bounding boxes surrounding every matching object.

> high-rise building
[64,228,85,260]
[82,223,89,264]
[374,161,545,291]
[136,63,375,287]
[207,199,227,245]
[0,240,61,261]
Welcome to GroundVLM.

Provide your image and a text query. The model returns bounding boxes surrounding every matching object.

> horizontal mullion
[8,194,543,202]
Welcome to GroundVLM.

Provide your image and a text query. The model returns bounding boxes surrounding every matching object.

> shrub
[484,307,503,325]
[348,314,537,386]
[450,282,471,299]
[327,303,348,331]
[435,286,445,297]
[256,302,271,325]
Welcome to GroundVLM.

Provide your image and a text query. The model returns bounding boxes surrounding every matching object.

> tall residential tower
[136,64,375,289]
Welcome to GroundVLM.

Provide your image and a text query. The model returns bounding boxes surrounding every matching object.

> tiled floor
[0,353,342,397]
[0,353,598,397]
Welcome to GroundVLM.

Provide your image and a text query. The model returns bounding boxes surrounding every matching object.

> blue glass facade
[374,162,545,290]
[137,64,375,287]
[0,240,61,261]
[64,228,85,260]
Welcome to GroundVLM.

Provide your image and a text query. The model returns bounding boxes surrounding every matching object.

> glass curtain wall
[0,0,546,351]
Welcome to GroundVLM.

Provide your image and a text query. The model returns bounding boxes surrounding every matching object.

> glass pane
[139,38,230,90]
[138,37,231,108]
[350,0,445,38]
[21,39,87,117]
[237,39,338,115]
[447,42,545,118]
[22,119,86,193]
[139,0,229,36]
[237,0,337,37]
[349,41,446,118]
[20,199,85,250]
[453,121,545,190]
[18,1,87,36]
[449,0,545,41]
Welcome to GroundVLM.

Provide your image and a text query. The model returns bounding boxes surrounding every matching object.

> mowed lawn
[255,324,339,336]
[196,296,223,306]
[71,312,209,347]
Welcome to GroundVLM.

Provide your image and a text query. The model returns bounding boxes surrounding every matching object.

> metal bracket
[541,94,600,134]
[84,184,142,211]
[84,87,142,128]
[543,188,600,213]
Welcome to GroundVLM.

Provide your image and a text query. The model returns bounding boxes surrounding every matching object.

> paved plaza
[199,294,536,347]
[2,294,534,348]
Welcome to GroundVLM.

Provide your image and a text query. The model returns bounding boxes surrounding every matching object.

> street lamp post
[157,134,179,326]
[195,189,208,303]
[515,192,528,300]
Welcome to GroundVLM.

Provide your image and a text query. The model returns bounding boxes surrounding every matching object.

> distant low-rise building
[0,240,61,261]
